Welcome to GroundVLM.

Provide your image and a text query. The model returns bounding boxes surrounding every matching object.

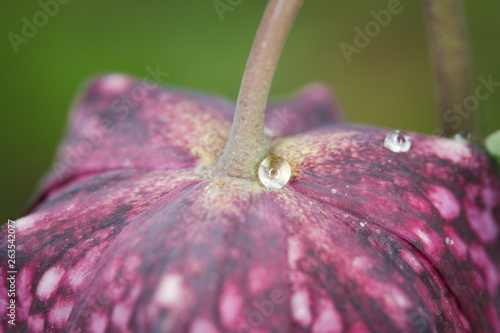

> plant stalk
[217,0,304,179]
[422,0,475,137]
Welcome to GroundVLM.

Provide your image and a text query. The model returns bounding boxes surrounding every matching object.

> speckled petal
[38,74,234,197]
[2,79,499,333]
[0,168,203,332]
[272,125,500,331]
[63,179,292,332]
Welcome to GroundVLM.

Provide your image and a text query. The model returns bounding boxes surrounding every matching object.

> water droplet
[258,155,291,191]
[360,221,367,227]
[454,133,468,142]
[454,132,486,150]
[331,189,338,193]
[445,236,454,245]
[384,130,411,153]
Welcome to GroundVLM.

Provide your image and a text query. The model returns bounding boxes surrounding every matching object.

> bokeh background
[1,0,499,220]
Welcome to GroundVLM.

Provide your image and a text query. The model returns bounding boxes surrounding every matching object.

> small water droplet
[454,132,486,150]
[384,130,411,153]
[258,155,291,191]
[331,189,338,193]
[360,221,367,227]
[445,236,454,245]
[454,133,468,142]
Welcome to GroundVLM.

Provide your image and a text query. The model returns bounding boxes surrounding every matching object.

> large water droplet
[445,236,454,245]
[258,155,291,191]
[384,130,411,153]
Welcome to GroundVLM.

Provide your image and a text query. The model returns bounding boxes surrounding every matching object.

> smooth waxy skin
[1,75,499,332]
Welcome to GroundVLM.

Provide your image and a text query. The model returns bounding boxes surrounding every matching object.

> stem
[217,0,304,179]
[422,0,475,137]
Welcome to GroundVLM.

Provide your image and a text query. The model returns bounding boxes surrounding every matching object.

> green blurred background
[1,0,499,220]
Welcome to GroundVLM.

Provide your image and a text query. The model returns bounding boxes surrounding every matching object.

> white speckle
[219,282,243,328]
[445,237,455,245]
[112,302,133,330]
[66,204,75,211]
[312,299,343,333]
[37,266,65,300]
[18,266,34,315]
[100,74,130,94]
[16,214,39,232]
[68,259,93,290]
[400,249,424,273]
[90,312,108,333]
[466,186,498,243]
[352,256,370,270]
[383,287,411,309]
[190,317,220,333]
[414,228,432,247]
[359,221,367,227]
[291,289,312,326]
[331,189,338,194]
[428,137,472,164]
[443,227,468,260]
[469,244,498,296]
[155,273,184,307]
[249,265,268,294]
[27,315,44,333]
[122,254,142,280]
[428,185,460,221]
[48,299,74,328]
[309,201,313,205]
[288,237,304,269]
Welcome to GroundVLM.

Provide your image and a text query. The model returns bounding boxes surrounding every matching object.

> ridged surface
[1,74,499,332]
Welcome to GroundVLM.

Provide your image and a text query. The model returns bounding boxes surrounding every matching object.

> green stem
[422,0,475,137]
[217,0,304,179]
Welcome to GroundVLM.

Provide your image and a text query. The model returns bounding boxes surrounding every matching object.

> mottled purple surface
[1,74,499,332]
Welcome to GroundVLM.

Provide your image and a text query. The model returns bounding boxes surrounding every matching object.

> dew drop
[384,130,411,153]
[454,132,486,149]
[360,221,367,227]
[445,236,454,245]
[331,189,338,194]
[258,155,291,191]
[454,133,468,142]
